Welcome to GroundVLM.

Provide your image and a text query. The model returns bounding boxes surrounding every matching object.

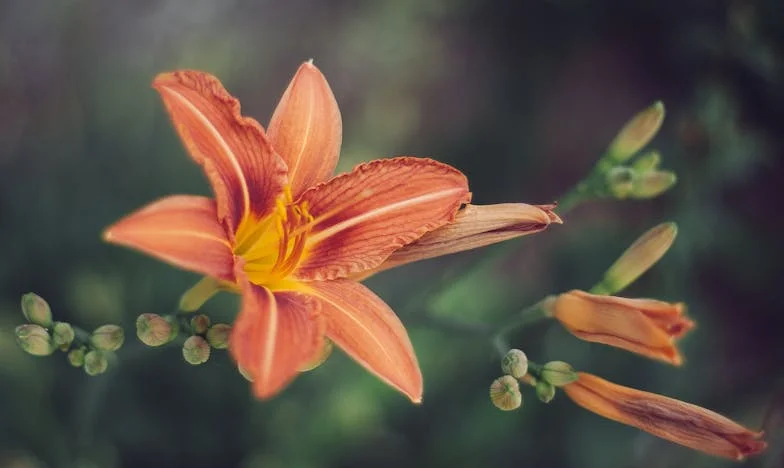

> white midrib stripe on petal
[314,290,393,365]
[123,229,232,248]
[165,87,250,216]
[306,187,464,246]
[286,81,315,182]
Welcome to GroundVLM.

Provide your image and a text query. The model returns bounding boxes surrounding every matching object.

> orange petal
[268,61,342,197]
[103,195,234,281]
[295,157,471,280]
[229,272,324,399]
[565,373,768,460]
[153,71,288,233]
[358,203,562,277]
[304,280,423,403]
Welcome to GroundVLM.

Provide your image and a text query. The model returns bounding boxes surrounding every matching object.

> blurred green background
[1,1,783,467]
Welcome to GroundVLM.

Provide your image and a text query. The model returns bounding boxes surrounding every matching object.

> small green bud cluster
[16,293,124,376]
[604,157,677,200]
[183,314,231,365]
[567,102,676,208]
[599,103,676,200]
[490,349,579,410]
[489,349,528,411]
[134,306,231,367]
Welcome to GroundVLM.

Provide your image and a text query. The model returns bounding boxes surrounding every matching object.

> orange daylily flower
[104,62,472,401]
[551,290,694,365]
[564,372,767,460]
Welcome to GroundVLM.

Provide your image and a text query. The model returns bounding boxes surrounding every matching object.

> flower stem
[556,183,590,213]
[179,277,222,312]
[72,326,92,348]
[491,297,553,357]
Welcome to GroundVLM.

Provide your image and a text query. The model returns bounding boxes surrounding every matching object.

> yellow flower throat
[233,188,313,288]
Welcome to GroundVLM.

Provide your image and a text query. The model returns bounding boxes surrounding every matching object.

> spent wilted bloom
[549,290,694,365]
[102,61,558,402]
[360,203,562,277]
[564,372,767,460]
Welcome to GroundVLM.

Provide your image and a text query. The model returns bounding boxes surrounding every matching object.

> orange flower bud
[550,290,694,365]
[564,372,767,460]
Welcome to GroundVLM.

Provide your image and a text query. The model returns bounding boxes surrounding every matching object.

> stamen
[278,187,378,241]
[239,189,313,284]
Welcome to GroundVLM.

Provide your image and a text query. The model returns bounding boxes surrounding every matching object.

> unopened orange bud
[564,372,767,460]
[550,290,694,365]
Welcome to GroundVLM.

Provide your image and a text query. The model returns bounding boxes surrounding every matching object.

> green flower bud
[15,324,55,356]
[52,322,75,350]
[540,361,578,387]
[83,350,109,376]
[21,293,52,328]
[501,349,529,379]
[630,170,677,199]
[536,380,556,403]
[68,348,86,367]
[90,324,124,351]
[593,222,678,295]
[489,375,522,411]
[182,336,210,365]
[607,101,665,163]
[632,150,661,172]
[206,323,231,349]
[190,314,211,335]
[136,313,177,347]
[605,167,637,199]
